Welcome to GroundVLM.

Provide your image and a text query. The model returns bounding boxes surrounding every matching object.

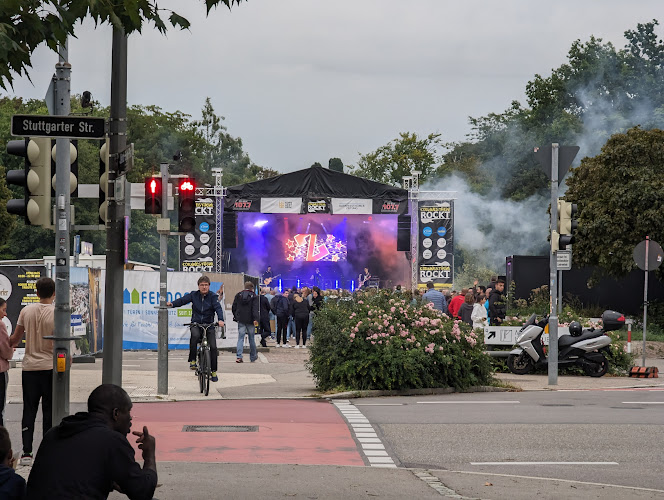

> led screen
[285,234,347,262]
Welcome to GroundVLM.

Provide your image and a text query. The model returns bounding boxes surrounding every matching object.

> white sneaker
[20,453,33,466]
[302,345,308,349]
[283,344,291,348]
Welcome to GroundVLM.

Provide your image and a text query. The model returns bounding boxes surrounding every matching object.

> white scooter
[507,310,625,377]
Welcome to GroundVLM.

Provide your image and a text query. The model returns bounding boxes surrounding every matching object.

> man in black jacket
[232,282,260,363]
[26,384,157,500]
[258,288,272,347]
[488,279,507,325]
[270,290,290,348]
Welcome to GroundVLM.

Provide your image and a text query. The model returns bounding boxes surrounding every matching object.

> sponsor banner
[225,197,260,212]
[417,200,454,289]
[306,198,330,214]
[330,198,373,214]
[372,199,407,215]
[123,270,205,349]
[260,197,302,213]
[181,197,216,272]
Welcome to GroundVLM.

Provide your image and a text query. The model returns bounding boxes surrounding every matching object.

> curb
[324,385,509,399]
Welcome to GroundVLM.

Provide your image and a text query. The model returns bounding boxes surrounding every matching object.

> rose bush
[307,290,494,391]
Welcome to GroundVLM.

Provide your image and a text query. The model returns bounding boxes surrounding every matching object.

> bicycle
[184,322,218,396]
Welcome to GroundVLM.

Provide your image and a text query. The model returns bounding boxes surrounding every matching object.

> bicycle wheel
[203,347,211,396]
[198,348,205,394]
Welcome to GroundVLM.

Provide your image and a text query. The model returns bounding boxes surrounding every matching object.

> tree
[565,127,664,278]
[351,132,442,187]
[0,0,244,90]
[328,158,344,173]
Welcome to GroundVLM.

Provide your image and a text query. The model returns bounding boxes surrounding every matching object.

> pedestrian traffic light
[99,138,109,225]
[5,137,52,227]
[50,140,78,197]
[557,199,578,250]
[551,230,560,253]
[177,178,196,232]
[144,176,162,214]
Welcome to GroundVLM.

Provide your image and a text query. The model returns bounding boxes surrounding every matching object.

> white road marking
[621,401,664,404]
[470,461,618,465]
[122,365,141,367]
[417,400,520,404]
[354,403,404,406]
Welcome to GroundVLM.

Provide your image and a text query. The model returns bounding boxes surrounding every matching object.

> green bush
[307,290,494,391]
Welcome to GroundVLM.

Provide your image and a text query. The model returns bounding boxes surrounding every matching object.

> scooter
[507,310,625,377]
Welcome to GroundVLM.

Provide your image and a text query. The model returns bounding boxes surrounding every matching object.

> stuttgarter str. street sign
[11,114,106,139]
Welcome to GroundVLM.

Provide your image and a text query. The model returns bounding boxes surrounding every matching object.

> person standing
[167,276,224,382]
[26,384,157,499]
[0,426,26,499]
[258,288,272,348]
[421,282,447,314]
[458,292,475,326]
[290,293,311,348]
[270,289,291,348]
[8,277,55,466]
[0,299,14,428]
[232,282,259,363]
[448,288,468,319]
[488,280,507,325]
[472,294,488,330]
[358,267,371,289]
[310,268,324,289]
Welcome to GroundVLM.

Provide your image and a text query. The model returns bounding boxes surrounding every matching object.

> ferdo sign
[417,201,454,289]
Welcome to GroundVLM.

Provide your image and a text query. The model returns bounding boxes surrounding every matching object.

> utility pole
[52,38,72,425]
[102,27,128,386]
[157,163,169,395]
[548,144,559,386]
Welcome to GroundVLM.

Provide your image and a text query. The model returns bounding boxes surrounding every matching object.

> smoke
[422,174,549,271]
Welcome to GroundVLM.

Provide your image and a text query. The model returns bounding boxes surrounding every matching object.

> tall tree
[0,0,244,89]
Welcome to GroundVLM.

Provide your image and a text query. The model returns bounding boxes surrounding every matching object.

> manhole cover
[182,425,258,432]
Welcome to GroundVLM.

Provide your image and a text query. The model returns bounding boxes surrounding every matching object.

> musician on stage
[262,266,274,284]
[358,267,371,289]
[310,267,324,288]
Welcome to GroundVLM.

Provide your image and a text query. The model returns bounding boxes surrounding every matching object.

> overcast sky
[4,1,662,174]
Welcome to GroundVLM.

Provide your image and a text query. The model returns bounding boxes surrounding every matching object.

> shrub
[307,290,494,391]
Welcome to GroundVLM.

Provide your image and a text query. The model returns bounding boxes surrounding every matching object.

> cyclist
[167,276,224,382]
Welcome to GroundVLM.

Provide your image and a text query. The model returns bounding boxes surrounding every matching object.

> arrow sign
[12,114,105,139]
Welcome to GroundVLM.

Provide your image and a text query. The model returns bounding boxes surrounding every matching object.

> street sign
[11,114,105,139]
[534,145,580,182]
[117,143,134,172]
[633,239,663,271]
[556,250,572,270]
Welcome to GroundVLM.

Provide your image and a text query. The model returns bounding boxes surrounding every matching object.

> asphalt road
[347,390,664,493]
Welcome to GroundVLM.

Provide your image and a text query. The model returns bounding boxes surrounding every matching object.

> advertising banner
[372,198,408,215]
[417,201,454,289]
[330,198,372,214]
[123,270,207,349]
[225,197,260,212]
[306,198,330,214]
[180,197,216,272]
[260,197,302,214]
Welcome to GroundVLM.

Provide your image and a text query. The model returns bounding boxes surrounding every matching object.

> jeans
[306,315,313,340]
[22,370,53,454]
[287,317,295,340]
[237,323,257,361]
[190,325,218,372]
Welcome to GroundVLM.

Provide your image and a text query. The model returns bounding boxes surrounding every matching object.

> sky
[4,1,662,175]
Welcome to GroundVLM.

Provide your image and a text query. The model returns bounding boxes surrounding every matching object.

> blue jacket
[0,464,26,500]
[422,288,448,314]
[171,290,224,324]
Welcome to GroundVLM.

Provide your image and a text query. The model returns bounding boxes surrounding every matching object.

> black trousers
[295,317,309,346]
[0,371,7,427]
[22,370,53,454]
[276,316,288,344]
[190,326,218,372]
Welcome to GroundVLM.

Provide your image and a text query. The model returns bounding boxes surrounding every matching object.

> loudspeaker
[397,214,411,251]
[222,212,238,249]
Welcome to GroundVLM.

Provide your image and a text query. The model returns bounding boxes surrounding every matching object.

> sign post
[633,237,664,367]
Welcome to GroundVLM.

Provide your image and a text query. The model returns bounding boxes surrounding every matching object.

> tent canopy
[224,165,408,215]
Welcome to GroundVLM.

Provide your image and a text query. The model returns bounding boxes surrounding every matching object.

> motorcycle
[507,310,625,377]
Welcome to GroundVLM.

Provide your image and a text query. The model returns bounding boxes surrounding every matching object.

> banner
[180,197,216,272]
[122,270,204,349]
[330,198,372,214]
[306,198,330,214]
[225,197,260,212]
[417,201,454,289]
[372,198,408,215]
[260,197,302,213]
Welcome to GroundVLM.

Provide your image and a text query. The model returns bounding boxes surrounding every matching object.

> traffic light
[5,137,52,227]
[144,176,163,214]
[551,230,560,253]
[557,199,578,250]
[99,138,109,225]
[177,178,196,232]
[51,140,78,197]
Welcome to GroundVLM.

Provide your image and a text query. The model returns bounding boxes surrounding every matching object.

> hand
[253,321,259,327]
[166,302,173,307]
[218,321,224,327]
[132,426,156,460]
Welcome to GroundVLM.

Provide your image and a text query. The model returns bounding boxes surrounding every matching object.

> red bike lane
[129,399,365,466]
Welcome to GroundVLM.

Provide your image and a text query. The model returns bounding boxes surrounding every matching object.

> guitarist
[358,267,371,289]
[262,266,274,286]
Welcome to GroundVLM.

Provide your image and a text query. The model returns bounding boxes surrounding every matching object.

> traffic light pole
[102,27,128,386]
[548,144,559,386]
[158,163,169,395]
[52,39,72,424]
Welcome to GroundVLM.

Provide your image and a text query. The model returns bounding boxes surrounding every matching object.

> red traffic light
[149,178,159,194]
[179,180,195,192]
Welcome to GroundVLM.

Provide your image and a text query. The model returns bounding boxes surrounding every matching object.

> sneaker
[283,344,291,348]
[236,358,243,363]
[211,372,218,382]
[276,344,281,348]
[189,361,197,370]
[302,345,307,349]
[260,339,267,347]
[20,453,33,466]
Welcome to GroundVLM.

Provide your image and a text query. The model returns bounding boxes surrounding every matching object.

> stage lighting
[254,220,268,228]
